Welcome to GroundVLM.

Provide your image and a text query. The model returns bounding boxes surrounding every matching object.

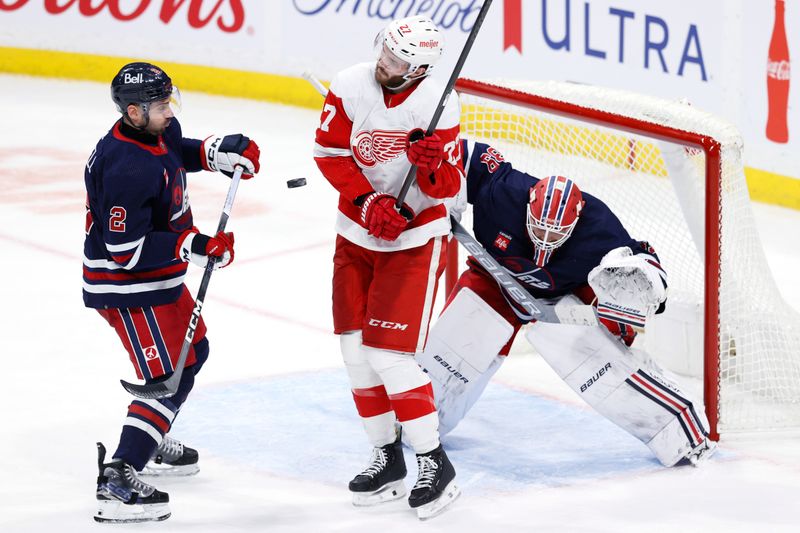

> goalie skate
[141,436,199,477]
[349,438,407,506]
[408,445,460,520]
[94,443,170,523]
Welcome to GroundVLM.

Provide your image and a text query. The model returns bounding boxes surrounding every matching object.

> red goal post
[450,78,800,439]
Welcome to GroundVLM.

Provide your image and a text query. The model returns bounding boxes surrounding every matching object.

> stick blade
[120,377,177,399]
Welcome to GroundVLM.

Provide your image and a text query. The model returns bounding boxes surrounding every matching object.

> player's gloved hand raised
[406,128,444,172]
[176,228,235,269]
[359,192,415,242]
[202,134,260,178]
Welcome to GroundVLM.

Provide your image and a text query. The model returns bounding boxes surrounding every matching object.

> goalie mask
[527,176,585,266]
[374,16,444,86]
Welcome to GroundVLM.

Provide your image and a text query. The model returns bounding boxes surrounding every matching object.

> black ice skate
[408,445,460,520]
[141,435,200,477]
[349,437,407,506]
[94,442,171,523]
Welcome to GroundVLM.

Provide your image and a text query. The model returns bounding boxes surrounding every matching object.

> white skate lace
[156,436,184,462]
[359,447,389,478]
[412,455,438,490]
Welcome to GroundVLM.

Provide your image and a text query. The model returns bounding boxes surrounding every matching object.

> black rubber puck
[286,178,307,188]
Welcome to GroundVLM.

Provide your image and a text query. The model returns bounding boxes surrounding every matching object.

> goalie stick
[449,216,598,326]
[120,166,244,399]
[303,77,598,327]
[395,0,493,208]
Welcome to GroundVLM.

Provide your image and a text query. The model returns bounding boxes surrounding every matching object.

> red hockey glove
[202,134,261,178]
[406,129,444,172]
[359,192,415,242]
[176,229,235,269]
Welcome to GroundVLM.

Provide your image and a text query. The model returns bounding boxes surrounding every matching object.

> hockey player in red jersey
[417,140,717,468]
[84,62,260,523]
[313,16,463,520]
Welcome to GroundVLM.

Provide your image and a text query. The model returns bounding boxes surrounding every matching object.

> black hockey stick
[450,216,598,326]
[120,166,244,399]
[395,0,493,208]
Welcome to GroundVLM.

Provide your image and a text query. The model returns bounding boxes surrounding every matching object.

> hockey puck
[286,178,307,188]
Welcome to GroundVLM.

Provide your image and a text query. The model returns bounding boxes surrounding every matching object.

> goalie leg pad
[417,288,515,435]
[525,320,710,466]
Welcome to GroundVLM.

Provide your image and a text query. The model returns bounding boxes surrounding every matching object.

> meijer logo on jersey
[0,0,246,33]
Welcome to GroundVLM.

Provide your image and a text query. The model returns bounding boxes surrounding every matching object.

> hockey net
[454,78,800,438]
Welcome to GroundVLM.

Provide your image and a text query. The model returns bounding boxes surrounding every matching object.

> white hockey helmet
[377,16,444,77]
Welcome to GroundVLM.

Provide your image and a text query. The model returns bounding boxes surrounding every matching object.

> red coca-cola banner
[0,0,246,32]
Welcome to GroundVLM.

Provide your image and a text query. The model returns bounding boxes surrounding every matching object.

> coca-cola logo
[767,60,791,81]
[0,0,246,32]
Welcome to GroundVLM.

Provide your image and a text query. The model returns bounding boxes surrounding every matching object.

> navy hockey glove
[202,134,260,178]
[176,229,235,269]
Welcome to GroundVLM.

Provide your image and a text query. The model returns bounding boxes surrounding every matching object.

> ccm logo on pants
[368,319,408,330]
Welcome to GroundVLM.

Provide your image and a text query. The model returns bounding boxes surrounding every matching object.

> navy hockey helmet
[110,62,177,114]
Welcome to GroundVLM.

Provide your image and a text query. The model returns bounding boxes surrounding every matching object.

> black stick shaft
[395,0,494,208]
[120,166,243,399]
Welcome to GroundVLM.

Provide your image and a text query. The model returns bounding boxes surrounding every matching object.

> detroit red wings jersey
[314,62,465,251]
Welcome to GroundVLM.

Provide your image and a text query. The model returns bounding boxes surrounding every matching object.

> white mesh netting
[456,79,800,434]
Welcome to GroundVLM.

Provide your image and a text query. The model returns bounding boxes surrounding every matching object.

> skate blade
[352,480,407,507]
[416,481,461,521]
[140,462,200,477]
[94,498,171,523]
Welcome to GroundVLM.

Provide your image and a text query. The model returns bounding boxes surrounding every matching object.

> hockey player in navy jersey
[417,140,716,468]
[84,62,260,523]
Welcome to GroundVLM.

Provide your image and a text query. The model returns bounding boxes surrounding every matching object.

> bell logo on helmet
[123,73,143,84]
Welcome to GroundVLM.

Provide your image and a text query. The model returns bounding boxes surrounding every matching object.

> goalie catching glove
[588,246,667,329]
[201,134,260,178]
[176,228,235,269]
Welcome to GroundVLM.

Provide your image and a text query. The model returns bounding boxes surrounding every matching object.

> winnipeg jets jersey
[314,62,464,251]
[463,140,661,299]
[83,118,204,309]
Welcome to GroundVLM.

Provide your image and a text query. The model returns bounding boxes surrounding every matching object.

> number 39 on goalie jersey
[461,140,667,340]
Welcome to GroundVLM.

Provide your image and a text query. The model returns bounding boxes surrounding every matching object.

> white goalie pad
[525,313,711,467]
[417,288,514,436]
[588,246,667,329]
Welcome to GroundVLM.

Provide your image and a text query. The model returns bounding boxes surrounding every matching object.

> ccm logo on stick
[368,319,408,330]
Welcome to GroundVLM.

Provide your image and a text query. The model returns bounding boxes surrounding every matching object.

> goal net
[454,78,800,438]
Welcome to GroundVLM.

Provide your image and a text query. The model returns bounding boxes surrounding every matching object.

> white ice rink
[1,74,799,532]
